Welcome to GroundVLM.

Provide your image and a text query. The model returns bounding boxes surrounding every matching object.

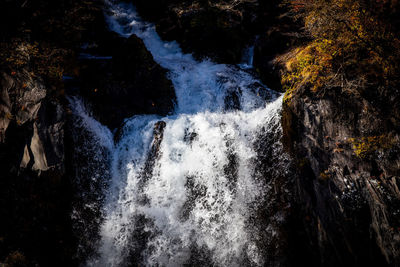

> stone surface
[0,70,64,172]
[282,85,400,266]
[132,0,263,63]
[76,34,176,129]
[0,69,74,266]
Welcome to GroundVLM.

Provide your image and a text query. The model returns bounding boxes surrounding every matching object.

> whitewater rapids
[72,1,288,266]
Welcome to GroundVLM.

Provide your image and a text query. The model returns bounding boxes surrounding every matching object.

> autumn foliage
[282,0,400,98]
[0,0,100,86]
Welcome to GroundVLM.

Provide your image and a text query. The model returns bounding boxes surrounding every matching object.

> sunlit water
[72,1,287,266]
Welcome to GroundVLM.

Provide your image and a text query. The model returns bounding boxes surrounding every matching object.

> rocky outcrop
[282,85,400,266]
[131,0,271,64]
[252,3,307,92]
[0,69,76,266]
[0,1,110,264]
[0,70,65,173]
[76,33,176,129]
[131,0,305,91]
[253,25,305,92]
[0,0,177,265]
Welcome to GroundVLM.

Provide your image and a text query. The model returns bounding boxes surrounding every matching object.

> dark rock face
[132,0,265,64]
[66,100,112,262]
[161,5,247,63]
[282,86,400,266]
[131,0,305,91]
[253,11,306,92]
[0,1,177,265]
[0,70,76,266]
[253,29,304,92]
[0,70,64,174]
[125,121,167,264]
[77,34,176,129]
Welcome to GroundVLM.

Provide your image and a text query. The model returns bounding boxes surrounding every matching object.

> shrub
[4,251,28,267]
[282,0,400,96]
[349,134,394,158]
[0,39,71,85]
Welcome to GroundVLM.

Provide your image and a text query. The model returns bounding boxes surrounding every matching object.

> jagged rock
[0,71,45,140]
[140,121,166,188]
[0,68,75,266]
[282,86,400,266]
[224,89,241,110]
[0,70,65,172]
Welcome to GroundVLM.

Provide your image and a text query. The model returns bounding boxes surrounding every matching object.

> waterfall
[76,1,290,266]
[239,45,255,69]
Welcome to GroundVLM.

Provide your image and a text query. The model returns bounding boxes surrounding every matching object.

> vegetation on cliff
[280,1,400,266]
[1,0,399,266]
[0,0,102,87]
[0,1,102,266]
[282,0,400,100]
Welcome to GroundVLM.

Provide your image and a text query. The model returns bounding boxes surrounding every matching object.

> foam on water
[105,1,275,114]
[81,1,285,266]
[69,96,114,152]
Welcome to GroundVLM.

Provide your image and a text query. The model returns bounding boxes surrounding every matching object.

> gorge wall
[282,86,400,266]
[0,0,399,266]
[0,0,175,265]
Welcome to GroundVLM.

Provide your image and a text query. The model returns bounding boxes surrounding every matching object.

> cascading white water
[76,1,287,266]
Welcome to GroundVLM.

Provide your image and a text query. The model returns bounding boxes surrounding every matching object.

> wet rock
[66,103,111,262]
[165,6,248,63]
[136,121,166,205]
[141,121,166,185]
[183,128,198,144]
[224,89,241,111]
